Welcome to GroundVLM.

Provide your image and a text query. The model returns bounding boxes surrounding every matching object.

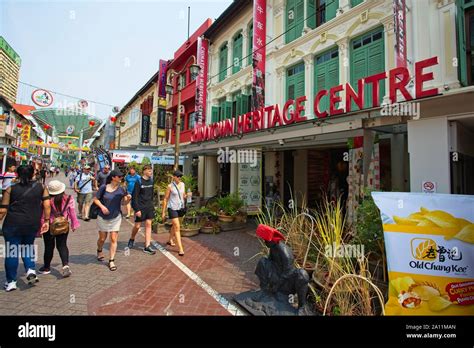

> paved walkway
[0,175,260,315]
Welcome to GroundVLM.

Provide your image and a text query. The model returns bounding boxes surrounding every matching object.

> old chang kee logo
[409,238,468,274]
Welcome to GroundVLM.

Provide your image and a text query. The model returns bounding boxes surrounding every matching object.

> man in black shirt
[128,165,156,255]
[97,165,111,188]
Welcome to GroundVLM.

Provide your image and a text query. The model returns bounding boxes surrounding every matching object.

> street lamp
[165,56,200,170]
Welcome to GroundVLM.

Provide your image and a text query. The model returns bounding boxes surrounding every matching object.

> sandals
[178,251,184,257]
[97,249,104,261]
[167,241,176,247]
[108,259,117,271]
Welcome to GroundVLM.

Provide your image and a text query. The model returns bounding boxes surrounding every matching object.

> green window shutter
[225,101,233,120]
[307,0,316,29]
[351,0,363,8]
[456,1,468,86]
[367,41,385,108]
[241,94,249,114]
[211,106,219,123]
[248,25,253,66]
[295,0,304,40]
[295,73,305,99]
[315,52,339,113]
[236,94,242,117]
[219,100,226,121]
[233,34,243,74]
[326,0,338,22]
[350,49,367,111]
[286,0,295,44]
[219,45,228,82]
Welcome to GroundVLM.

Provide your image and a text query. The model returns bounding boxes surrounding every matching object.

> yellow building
[0,36,21,104]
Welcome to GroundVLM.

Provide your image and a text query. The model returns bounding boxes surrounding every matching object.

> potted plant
[234,207,248,224]
[152,206,165,233]
[200,219,220,234]
[216,195,236,223]
[180,208,200,237]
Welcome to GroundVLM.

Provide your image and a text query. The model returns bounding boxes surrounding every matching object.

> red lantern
[68,141,72,144]
[49,141,52,144]
[89,120,95,127]
[17,123,23,128]
[110,116,116,123]
[44,124,50,130]
[84,140,89,144]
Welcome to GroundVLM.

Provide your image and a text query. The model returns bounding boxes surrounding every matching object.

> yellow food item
[408,283,441,301]
[394,216,419,225]
[408,213,425,222]
[428,295,452,312]
[420,207,430,215]
[452,224,474,244]
[391,276,415,294]
[414,239,437,260]
[417,219,438,227]
[423,211,458,228]
[456,218,471,229]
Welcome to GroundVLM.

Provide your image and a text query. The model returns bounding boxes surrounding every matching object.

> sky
[1,0,232,119]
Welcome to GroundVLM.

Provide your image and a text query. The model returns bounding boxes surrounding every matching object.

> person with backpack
[38,180,80,278]
[74,165,97,221]
[127,165,156,255]
[93,169,131,271]
[0,165,51,292]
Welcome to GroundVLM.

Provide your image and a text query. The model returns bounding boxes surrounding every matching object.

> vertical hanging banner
[141,115,150,143]
[252,0,266,111]
[158,59,168,98]
[20,124,31,150]
[394,0,407,68]
[195,36,209,125]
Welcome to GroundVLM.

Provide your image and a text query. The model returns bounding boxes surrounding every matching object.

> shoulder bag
[50,196,72,236]
[172,182,187,217]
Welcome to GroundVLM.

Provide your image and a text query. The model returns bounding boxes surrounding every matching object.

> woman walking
[38,180,80,277]
[93,169,131,271]
[162,170,186,256]
[0,165,50,292]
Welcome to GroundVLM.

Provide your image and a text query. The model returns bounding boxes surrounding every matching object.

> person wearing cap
[128,165,156,255]
[38,180,80,278]
[93,169,131,271]
[74,164,97,221]
[254,224,310,310]
[97,165,111,188]
[161,170,186,256]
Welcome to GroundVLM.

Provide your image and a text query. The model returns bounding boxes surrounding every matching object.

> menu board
[238,152,262,215]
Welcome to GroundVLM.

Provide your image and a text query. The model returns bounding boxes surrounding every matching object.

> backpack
[50,196,72,236]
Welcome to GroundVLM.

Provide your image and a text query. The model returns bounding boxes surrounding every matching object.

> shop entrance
[220,162,231,195]
[283,150,294,207]
[450,119,474,194]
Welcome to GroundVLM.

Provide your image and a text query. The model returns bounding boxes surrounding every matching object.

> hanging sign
[252,0,266,111]
[158,59,168,98]
[394,0,407,68]
[195,37,209,125]
[31,89,53,107]
[66,125,75,135]
[20,124,31,150]
[141,115,151,143]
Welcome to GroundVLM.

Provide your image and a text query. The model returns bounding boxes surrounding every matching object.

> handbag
[89,186,105,220]
[172,182,186,217]
[50,196,71,236]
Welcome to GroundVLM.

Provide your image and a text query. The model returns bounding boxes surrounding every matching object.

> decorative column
[303,53,314,118]
[336,37,349,111]
[227,39,233,79]
[242,30,248,69]
[276,66,286,106]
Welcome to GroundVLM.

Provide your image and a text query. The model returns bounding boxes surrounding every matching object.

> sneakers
[62,265,72,278]
[143,246,156,255]
[4,281,17,292]
[150,240,160,250]
[127,239,135,249]
[38,266,51,275]
[26,269,38,285]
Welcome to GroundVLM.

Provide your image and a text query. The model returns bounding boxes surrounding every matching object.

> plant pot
[181,226,200,237]
[218,214,234,223]
[200,225,220,234]
[153,223,166,234]
[234,214,247,223]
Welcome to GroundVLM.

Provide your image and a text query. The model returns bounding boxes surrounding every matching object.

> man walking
[97,165,111,188]
[127,165,156,255]
[74,164,97,221]
[124,167,140,219]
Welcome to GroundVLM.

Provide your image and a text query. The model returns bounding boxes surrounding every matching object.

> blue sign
[151,155,184,165]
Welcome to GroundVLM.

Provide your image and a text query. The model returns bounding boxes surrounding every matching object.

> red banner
[158,59,168,98]
[394,0,407,68]
[195,36,209,125]
[252,0,266,111]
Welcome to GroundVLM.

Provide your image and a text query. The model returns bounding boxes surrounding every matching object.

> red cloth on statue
[256,224,286,243]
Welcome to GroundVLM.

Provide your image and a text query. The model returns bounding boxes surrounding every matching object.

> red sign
[192,57,439,143]
[158,59,168,98]
[394,0,407,68]
[195,36,209,125]
[446,281,474,306]
[252,0,266,111]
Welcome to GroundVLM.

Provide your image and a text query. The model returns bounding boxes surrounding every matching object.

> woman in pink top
[38,180,80,278]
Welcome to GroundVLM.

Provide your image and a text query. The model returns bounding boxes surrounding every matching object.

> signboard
[252,0,266,111]
[372,192,474,315]
[394,0,407,68]
[31,89,53,107]
[238,151,262,215]
[140,114,150,143]
[157,108,166,129]
[112,153,131,163]
[195,36,209,125]
[158,59,168,98]
[422,181,437,193]
[191,56,439,143]
[66,125,75,135]
[151,155,184,166]
[20,124,31,150]
[0,115,6,137]
[78,100,89,109]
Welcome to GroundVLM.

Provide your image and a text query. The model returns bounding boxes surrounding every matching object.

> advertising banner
[372,192,474,315]
[238,151,262,215]
[158,59,168,98]
[20,124,31,150]
[252,0,266,111]
[195,36,209,125]
[394,0,407,68]
[140,114,150,143]
[157,108,166,129]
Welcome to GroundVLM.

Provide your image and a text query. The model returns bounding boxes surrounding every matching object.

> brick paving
[0,175,261,315]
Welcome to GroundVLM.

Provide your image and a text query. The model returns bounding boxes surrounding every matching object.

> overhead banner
[252,0,266,111]
[140,114,150,143]
[20,124,32,150]
[195,36,209,125]
[158,59,168,98]
[372,192,474,316]
[394,0,407,68]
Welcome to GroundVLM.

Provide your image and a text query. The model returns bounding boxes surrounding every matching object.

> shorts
[78,192,94,204]
[135,207,155,223]
[168,208,180,219]
[97,215,122,232]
